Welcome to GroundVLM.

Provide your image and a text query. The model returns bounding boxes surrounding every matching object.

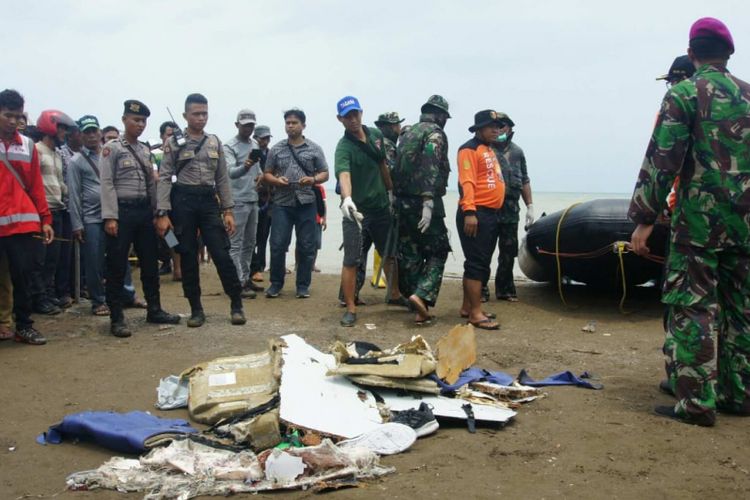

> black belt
[118,198,149,207]
[173,183,216,195]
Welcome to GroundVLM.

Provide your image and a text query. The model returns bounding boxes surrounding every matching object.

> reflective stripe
[0,213,40,226]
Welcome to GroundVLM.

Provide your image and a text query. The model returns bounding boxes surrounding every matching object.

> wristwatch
[155,209,169,217]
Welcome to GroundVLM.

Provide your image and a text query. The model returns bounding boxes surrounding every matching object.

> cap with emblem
[77,115,100,132]
[236,109,257,125]
[469,109,506,132]
[253,125,271,138]
[656,55,695,82]
[123,100,150,117]
[337,96,362,117]
[421,95,451,118]
[374,112,405,126]
[689,17,734,54]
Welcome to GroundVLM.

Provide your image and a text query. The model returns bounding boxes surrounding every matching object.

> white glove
[341,196,363,223]
[417,199,434,233]
[525,203,535,228]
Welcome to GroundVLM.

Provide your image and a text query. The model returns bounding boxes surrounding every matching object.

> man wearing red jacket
[0,89,54,345]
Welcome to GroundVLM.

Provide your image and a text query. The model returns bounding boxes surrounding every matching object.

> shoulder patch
[102,147,111,158]
[463,159,472,170]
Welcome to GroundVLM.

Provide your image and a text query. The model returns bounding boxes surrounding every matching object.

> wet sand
[1,268,749,499]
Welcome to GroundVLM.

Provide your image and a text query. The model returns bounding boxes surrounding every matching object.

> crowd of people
[0,88,535,343]
[0,14,746,431]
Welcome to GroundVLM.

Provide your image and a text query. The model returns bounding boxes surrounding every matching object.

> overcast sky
[7,0,748,193]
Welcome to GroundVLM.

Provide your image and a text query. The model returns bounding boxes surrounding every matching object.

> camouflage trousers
[397,209,450,307]
[662,243,750,424]
[494,223,519,298]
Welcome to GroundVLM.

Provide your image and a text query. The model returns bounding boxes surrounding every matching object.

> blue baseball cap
[337,96,362,117]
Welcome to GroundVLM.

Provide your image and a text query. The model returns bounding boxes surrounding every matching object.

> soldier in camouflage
[629,17,750,426]
[374,112,405,171]
[393,95,451,324]
[488,113,534,301]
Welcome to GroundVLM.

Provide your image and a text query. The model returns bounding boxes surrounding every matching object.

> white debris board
[279,334,383,439]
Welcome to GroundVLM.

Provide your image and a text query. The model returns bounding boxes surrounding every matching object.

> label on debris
[208,372,237,387]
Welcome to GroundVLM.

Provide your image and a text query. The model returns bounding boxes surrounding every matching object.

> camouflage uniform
[393,113,451,306]
[374,112,404,172]
[492,140,529,298]
[629,63,750,424]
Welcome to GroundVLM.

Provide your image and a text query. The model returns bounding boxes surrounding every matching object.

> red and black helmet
[36,109,76,136]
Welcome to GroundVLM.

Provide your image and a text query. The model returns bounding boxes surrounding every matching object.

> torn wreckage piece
[66,437,393,498]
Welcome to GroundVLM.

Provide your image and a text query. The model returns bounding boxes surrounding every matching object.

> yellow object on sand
[371,250,387,288]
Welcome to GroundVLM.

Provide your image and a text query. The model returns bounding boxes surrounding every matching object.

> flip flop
[467,318,500,330]
[415,315,436,326]
[460,311,496,319]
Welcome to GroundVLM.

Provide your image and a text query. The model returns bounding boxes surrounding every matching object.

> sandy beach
[1,266,749,499]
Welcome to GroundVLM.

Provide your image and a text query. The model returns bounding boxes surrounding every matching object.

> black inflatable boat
[518,199,668,289]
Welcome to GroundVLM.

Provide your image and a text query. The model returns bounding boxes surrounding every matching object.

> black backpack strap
[81,151,101,179]
[123,142,154,181]
[286,142,314,176]
[174,135,209,180]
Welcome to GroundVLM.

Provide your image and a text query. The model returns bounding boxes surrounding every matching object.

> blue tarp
[429,367,602,393]
[36,410,197,454]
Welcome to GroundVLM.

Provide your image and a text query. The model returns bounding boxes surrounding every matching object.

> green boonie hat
[495,112,515,128]
[374,112,405,125]
[421,95,451,118]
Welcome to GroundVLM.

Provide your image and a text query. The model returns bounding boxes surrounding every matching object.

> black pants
[171,185,242,310]
[105,202,160,322]
[55,209,73,299]
[251,203,272,275]
[456,207,501,283]
[0,233,37,329]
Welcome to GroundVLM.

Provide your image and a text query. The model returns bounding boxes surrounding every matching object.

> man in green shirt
[629,17,750,426]
[334,96,405,327]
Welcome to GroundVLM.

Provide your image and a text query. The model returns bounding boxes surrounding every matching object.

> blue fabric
[429,367,602,393]
[517,369,603,390]
[36,411,196,454]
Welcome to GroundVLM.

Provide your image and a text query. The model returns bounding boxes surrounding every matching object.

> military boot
[111,321,132,338]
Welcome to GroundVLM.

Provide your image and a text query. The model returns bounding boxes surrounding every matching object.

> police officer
[100,100,180,337]
[155,93,245,327]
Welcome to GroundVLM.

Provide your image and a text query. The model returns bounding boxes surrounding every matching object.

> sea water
[298,190,631,278]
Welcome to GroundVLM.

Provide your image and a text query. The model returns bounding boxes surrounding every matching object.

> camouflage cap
[421,95,451,118]
[374,112,405,125]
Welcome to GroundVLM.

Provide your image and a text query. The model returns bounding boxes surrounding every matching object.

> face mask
[496,133,508,142]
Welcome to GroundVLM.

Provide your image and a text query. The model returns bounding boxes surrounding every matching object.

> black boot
[147,308,181,324]
[230,295,246,325]
[110,321,132,337]
[187,310,206,328]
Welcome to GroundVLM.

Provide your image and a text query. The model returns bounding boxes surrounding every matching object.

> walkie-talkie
[166,107,187,147]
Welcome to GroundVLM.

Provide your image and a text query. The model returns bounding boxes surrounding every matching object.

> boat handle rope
[542,202,665,313]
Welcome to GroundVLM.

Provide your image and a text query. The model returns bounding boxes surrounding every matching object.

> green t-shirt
[334,126,389,213]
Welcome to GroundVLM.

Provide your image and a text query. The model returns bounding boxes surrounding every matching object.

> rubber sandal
[467,318,500,330]
[92,304,110,316]
[415,315,436,326]
[460,311,496,319]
